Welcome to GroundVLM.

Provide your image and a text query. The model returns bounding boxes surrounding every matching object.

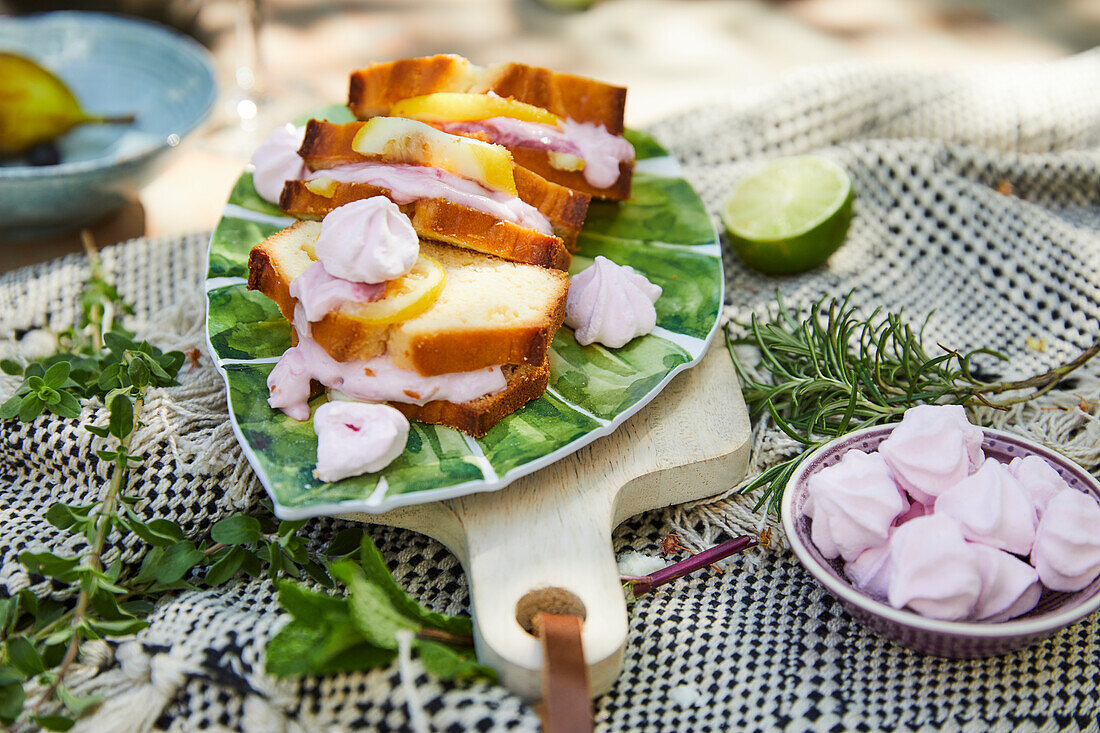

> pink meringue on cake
[970,543,1042,622]
[879,405,984,505]
[887,515,982,620]
[935,459,1038,555]
[1009,455,1070,518]
[804,450,908,562]
[1031,489,1100,592]
[845,542,892,600]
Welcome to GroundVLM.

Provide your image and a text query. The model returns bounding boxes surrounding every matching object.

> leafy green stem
[34,392,142,712]
[972,339,1100,406]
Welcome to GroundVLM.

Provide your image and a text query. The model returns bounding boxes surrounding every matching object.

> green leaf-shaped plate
[206,111,724,518]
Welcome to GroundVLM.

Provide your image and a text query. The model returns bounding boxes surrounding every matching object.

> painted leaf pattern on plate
[582,172,716,246]
[207,112,723,517]
[208,215,285,280]
[207,284,291,360]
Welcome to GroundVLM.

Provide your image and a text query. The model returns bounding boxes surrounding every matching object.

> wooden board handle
[453,470,625,700]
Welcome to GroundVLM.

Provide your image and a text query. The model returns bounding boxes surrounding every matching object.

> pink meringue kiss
[893,498,932,526]
[935,459,1038,555]
[970,543,1041,622]
[887,515,982,621]
[845,542,892,600]
[1031,489,1100,592]
[1009,455,1070,518]
[804,450,908,562]
[879,404,984,505]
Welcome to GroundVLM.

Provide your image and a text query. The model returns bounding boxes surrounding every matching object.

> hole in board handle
[515,588,587,636]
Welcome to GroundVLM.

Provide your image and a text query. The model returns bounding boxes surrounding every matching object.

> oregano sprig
[0,236,487,730]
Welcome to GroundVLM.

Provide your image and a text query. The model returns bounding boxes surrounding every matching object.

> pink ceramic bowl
[781,424,1100,658]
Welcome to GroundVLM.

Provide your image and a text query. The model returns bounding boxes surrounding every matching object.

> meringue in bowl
[782,424,1100,658]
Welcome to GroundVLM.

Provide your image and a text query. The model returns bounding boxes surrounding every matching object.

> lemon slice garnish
[390,92,562,127]
[347,254,446,325]
[351,117,517,196]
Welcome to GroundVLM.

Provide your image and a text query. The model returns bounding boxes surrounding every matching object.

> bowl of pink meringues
[782,404,1100,658]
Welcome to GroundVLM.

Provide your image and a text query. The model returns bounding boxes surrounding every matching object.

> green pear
[0,52,135,156]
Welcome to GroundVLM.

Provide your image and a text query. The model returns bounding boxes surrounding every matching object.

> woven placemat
[3,51,1100,732]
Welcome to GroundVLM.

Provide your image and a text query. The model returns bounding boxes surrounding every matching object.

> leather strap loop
[535,613,593,733]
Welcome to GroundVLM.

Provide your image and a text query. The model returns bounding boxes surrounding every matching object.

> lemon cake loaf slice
[248,221,568,377]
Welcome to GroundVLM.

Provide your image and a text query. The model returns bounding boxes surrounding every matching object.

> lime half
[721,155,853,275]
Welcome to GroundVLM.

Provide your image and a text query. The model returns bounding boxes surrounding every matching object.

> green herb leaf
[358,536,473,636]
[0,393,21,420]
[0,682,26,724]
[211,515,262,545]
[415,639,496,682]
[127,359,150,389]
[302,559,333,588]
[0,598,17,634]
[45,503,94,531]
[155,541,204,584]
[0,358,23,376]
[205,546,248,586]
[85,618,148,636]
[108,392,134,440]
[102,332,130,356]
[277,519,307,538]
[42,361,70,389]
[6,637,45,675]
[277,579,347,622]
[325,528,365,558]
[51,391,83,419]
[56,685,103,716]
[19,551,80,581]
[264,620,394,677]
[329,560,417,650]
[31,714,75,731]
[0,663,25,686]
[17,393,45,422]
[122,514,184,547]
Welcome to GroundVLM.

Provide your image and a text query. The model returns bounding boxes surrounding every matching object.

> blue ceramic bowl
[782,425,1100,658]
[0,12,216,238]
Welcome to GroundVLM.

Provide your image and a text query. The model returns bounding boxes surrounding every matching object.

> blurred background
[0,0,1097,270]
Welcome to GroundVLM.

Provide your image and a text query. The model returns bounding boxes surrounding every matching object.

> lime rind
[721,155,854,275]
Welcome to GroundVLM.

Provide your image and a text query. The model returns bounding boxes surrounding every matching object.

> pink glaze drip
[288,262,386,323]
[267,307,507,421]
[309,161,553,235]
[440,117,635,189]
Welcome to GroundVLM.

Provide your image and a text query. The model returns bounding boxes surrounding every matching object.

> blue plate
[0,12,217,237]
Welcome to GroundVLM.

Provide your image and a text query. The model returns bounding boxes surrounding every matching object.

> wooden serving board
[345,342,751,699]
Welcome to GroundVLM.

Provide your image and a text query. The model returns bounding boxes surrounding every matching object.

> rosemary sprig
[729,292,1100,514]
